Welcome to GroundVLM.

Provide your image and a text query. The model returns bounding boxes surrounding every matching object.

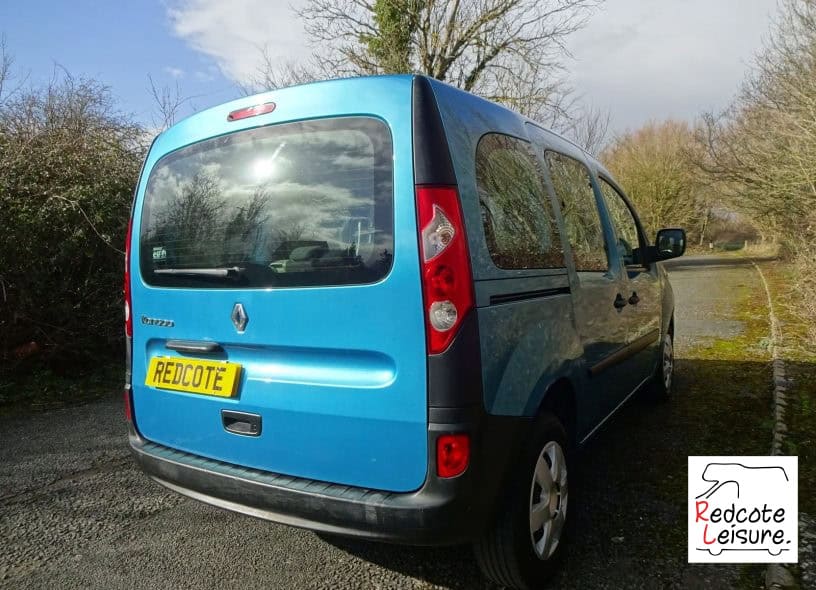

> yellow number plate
[145,357,242,397]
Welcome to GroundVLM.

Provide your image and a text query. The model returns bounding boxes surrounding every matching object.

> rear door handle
[614,293,628,309]
[166,340,223,354]
[222,410,262,436]
[628,292,640,305]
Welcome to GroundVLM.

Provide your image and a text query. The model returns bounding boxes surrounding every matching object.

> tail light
[124,217,133,422]
[437,433,470,478]
[416,186,474,354]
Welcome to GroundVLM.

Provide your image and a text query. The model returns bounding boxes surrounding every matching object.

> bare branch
[566,104,611,156]
[0,35,28,106]
[239,44,332,94]
[243,0,599,124]
[148,74,188,130]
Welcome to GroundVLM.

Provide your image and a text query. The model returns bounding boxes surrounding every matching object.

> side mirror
[655,228,686,260]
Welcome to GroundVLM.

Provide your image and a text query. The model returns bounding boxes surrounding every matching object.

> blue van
[125,75,685,589]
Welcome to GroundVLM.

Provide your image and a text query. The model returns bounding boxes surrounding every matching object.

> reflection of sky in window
[142,118,393,268]
[476,134,563,269]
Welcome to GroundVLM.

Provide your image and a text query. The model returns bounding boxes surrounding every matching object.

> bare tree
[567,104,610,155]
[602,120,711,239]
[0,35,27,106]
[0,35,12,103]
[148,74,189,130]
[248,0,599,123]
[239,44,329,95]
[694,0,816,340]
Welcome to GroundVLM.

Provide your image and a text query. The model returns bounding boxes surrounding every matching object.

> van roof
[157,74,417,133]
[156,73,597,165]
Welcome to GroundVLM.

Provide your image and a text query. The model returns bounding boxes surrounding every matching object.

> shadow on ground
[318,358,812,590]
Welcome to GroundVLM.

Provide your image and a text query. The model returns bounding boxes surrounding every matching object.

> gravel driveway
[0,255,774,589]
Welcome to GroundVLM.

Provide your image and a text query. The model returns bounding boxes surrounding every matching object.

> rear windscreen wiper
[153,266,246,279]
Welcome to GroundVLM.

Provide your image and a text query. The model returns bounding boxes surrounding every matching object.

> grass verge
[756,260,816,516]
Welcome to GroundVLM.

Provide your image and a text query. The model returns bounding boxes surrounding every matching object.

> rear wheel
[474,413,569,589]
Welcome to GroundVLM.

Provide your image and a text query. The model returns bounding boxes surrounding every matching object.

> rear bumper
[128,410,530,545]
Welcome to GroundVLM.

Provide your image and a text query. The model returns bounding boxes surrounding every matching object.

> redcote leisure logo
[688,456,798,563]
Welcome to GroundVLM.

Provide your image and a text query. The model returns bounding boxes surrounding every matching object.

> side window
[475,134,565,270]
[599,178,641,266]
[543,151,607,272]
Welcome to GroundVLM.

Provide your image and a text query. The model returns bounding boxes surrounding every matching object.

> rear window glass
[139,117,394,288]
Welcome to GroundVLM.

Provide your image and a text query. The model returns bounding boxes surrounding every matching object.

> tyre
[474,413,569,590]
[650,326,674,400]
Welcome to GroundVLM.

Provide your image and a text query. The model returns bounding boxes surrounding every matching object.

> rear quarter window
[475,133,565,270]
[139,117,394,288]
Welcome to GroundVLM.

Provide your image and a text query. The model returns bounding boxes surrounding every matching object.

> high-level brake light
[227,102,276,122]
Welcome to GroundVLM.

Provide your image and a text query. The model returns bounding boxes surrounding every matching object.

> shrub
[0,72,146,373]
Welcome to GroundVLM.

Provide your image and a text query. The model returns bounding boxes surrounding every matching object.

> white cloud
[166,0,309,83]
[566,0,778,132]
[193,65,220,82]
[166,0,778,132]
[164,66,185,78]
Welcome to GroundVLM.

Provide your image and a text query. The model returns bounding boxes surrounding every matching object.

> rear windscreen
[139,117,394,288]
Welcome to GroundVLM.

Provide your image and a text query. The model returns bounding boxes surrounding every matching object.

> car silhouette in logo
[694,462,791,557]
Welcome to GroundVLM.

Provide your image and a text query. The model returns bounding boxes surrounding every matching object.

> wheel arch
[533,377,577,447]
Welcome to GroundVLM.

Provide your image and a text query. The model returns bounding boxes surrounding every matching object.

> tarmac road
[0,256,774,589]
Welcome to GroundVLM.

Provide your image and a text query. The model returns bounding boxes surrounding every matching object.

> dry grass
[755,259,816,518]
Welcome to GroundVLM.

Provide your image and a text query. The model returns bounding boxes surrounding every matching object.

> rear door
[129,79,428,493]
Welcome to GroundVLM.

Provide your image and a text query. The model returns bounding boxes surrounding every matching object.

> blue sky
[0,0,778,133]
[0,1,237,124]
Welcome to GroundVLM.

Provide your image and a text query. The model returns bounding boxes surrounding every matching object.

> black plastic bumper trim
[128,411,531,546]
[427,310,484,408]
